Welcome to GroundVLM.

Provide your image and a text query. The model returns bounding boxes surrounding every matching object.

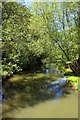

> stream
[2,71,78,118]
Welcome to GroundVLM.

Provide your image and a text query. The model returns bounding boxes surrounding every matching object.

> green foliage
[2,2,79,78]
[30,2,79,72]
[2,2,31,76]
[65,68,79,89]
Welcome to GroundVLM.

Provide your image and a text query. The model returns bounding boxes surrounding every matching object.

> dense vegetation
[1,2,80,79]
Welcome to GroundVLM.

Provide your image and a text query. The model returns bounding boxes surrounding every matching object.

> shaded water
[2,72,78,118]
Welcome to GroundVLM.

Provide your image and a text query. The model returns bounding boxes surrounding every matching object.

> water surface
[2,72,78,118]
[6,92,78,118]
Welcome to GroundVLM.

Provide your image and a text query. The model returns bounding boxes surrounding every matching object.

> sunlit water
[2,72,78,118]
[6,93,78,118]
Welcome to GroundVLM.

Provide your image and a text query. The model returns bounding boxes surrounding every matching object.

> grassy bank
[8,72,60,83]
[64,68,80,90]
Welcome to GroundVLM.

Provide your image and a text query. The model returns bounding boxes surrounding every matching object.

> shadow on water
[2,72,74,118]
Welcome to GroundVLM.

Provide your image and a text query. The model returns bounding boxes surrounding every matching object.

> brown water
[4,92,78,118]
[2,72,78,118]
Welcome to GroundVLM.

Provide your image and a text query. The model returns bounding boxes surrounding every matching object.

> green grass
[9,72,60,83]
[67,76,78,89]
[65,68,80,90]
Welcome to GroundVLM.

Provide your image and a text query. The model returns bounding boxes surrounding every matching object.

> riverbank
[64,68,80,90]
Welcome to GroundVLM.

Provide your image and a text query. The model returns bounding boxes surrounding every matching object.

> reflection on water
[2,72,78,118]
[7,93,78,118]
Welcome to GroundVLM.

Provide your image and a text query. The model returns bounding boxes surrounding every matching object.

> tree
[2,1,80,78]
[2,2,31,76]
[30,2,79,75]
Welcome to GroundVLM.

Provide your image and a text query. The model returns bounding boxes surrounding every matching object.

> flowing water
[2,72,78,118]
